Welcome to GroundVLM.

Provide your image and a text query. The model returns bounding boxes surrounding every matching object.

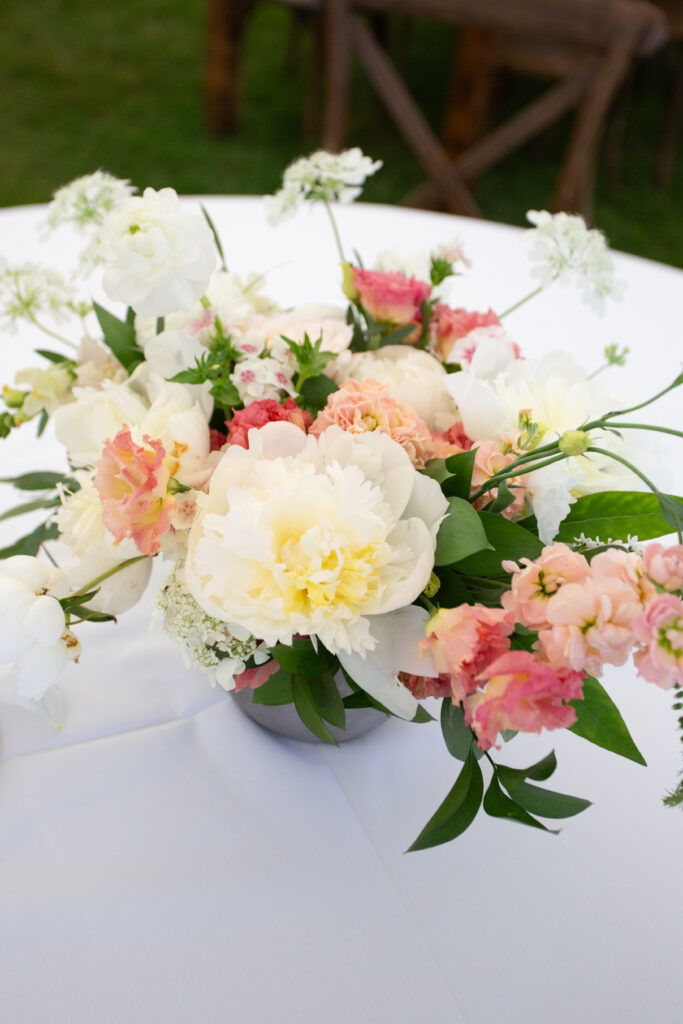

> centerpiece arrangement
[1,152,682,851]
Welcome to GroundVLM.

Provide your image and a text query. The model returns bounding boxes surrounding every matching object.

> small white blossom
[45,171,136,269]
[434,238,471,268]
[265,148,382,225]
[0,263,78,332]
[230,355,296,404]
[526,210,623,314]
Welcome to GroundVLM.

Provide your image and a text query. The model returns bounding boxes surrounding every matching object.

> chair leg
[323,0,352,151]
[658,42,683,189]
[205,0,252,136]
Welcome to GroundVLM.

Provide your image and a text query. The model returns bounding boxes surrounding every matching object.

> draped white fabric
[1,199,682,1024]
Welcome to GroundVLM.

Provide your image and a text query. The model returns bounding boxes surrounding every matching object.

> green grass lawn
[1,1,681,266]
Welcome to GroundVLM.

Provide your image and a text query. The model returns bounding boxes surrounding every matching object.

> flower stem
[587,445,682,543]
[590,372,683,424]
[469,452,568,503]
[67,554,149,601]
[498,284,546,319]
[27,313,77,349]
[604,422,683,440]
[322,199,345,263]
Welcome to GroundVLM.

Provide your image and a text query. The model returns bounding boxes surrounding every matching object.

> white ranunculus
[336,345,460,432]
[0,556,72,700]
[53,364,212,486]
[99,187,216,316]
[185,422,447,669]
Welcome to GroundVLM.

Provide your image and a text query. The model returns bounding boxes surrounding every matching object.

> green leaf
[412,705,435,723]
[435,568,474,608]
[569,675,646,765]
[497,768,591,819]
[378,323,417,347]
[250,666,293,705]
[555,491,683,544]
[485,479,517,515]
[291,675,338,745]
[92,301,144,372]
[308,672,346,729]
[659,493,683,535]
[495,750,558,783]
[483,773,557,832]
[0,497,60,521]
[440,698,480,760]
[67,605,117,623]
[407,749,484,851]
[0,470,69,491]
[34,348,73,364]
[0,519,59,558]
[201,203,227,270]
[443,448,477,499]
[283,332,337,388]
[434,496,493,566]
[422,459,450,485]
[271,637,338,676]
[453,512,544,577]
[297,373,338,415]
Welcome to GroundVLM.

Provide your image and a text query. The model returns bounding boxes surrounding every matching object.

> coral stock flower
[502,543,591,631]
[351,267,431,329]
[465,651,584,750]
[95,426,175,556]
[420,605,514,703]
[227,398,312,449]
[633,594,683,689]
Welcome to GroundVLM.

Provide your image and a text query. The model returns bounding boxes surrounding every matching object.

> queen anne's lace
[265,148,382,225]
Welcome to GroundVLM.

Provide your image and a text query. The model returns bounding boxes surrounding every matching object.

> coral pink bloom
[633,593,683,689]
[502,543,590,631]
[352,267,431,330]
[311,378,435,469]
[400,672,452,700]
[590,547,655,605]
[227,398,312,449]
[95,427,174,556]
[234,660,279,693]
[420,604,514,704]
[538,577,641,676]
[470,438,528,518]
[643,543,683,593]
[430,304,500,361]
[464,650,584,750]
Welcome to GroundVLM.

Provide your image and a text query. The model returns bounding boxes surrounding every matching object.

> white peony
[0,556,75,700]
[185,422,447,667]
[335,344,460,432]
[99,187,217,316]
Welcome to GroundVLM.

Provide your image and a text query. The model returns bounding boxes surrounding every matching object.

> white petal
[23,595,66,646]
[445,372,507,440]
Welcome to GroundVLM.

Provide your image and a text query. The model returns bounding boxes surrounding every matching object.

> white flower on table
[0,263,78,331]
[99,187,217,316]
[45,170,136,269]
[265,148,382,224]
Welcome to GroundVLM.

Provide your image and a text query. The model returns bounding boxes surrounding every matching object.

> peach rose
[352,267,431,330]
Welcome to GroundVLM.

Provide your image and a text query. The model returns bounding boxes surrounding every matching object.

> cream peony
[99,187,216,316]
[335,345,460,432]
[185,422,447,662]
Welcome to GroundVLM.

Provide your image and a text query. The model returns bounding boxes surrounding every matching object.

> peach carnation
[430,305,500,362]
[643,543,683,593]
[94,426,175,556]
[227,398,312,449]
[399,672,452,700]
[633,593,683,689]
[420,604,514,704]
[310,378,435,469]
[502,543,591,631]
[464,650,584,750]
[351,267,431,331]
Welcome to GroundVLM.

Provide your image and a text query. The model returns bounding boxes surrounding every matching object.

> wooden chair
[322,0,668,219]
[657,1,683,185]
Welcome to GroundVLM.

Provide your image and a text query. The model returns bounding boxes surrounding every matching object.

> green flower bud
[558,429,590,456]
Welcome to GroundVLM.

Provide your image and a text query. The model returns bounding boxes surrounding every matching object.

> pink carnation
[502,543,591,631]
[464,651,585,750]
[420,604,514,703]
[94,426,174,556]
[633,593,683,689]
[400,672,452,700]
[311,378,435,469]
[430,305,500,361]
[227,398,312,449]
[429,421,472,460]
[234,660,279,693]
[643,543,683,593]
[352,267,431,333]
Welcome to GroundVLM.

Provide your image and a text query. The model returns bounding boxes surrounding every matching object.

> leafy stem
[498,283,546,319]
[66,554,149,602]
[322,198,345,263]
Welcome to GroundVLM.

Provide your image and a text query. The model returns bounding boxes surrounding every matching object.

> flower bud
[558,429,590,456]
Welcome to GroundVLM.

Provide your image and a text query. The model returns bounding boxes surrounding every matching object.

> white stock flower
[265,148,382,224]
[526,210,622,314]
[0,556,76,700]
[336,344,460,432]
[185,422,447,664]
[99,187,217,316]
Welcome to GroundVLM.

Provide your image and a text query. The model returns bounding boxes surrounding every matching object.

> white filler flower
[265,148,382,224]
[99,187,217,316]
[185,422,447,661]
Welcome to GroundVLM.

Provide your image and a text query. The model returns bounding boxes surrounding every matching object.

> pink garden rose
[420,604,514,703]
[351,267,431,332]
[311,378,435,469]
[94,426,174,556]
[502,543,591,631]
[633,593,683,689]
[464,650,584,750]
[430,305,500,362]
[643,543,683,593]
[227,398,312,449]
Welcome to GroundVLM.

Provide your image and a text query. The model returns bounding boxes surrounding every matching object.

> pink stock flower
[430,304,500,362]
[234,660,279,693]
[470,438,528,518]
[538,577,642,676]
[464,650,585,750]
[310,378,435,469]
[590,547,656,605]
[502,543,591,631]
[633,593,683,689]
[643,543,683,593]
[227,398,312,449]
[352,267,431,332]
[94,426,175,556]
[420,605,514,703]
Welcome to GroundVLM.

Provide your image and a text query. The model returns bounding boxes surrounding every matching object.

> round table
[1,198,682,1024]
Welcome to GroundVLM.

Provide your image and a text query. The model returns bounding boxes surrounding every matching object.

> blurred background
[1,0,681,265]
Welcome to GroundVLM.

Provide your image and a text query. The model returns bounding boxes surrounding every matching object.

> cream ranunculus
[336,344,460,432]
[99,187,216,316]
[185,422,448,660]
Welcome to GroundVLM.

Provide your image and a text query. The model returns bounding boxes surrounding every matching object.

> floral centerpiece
[1,153,682,851]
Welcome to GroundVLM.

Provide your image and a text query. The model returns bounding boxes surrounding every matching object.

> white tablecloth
[1,199,682,1024]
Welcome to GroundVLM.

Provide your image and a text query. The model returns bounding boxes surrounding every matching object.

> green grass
[1,1,680,265]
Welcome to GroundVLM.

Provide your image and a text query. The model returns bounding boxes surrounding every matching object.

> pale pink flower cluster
[310,378,436,469]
